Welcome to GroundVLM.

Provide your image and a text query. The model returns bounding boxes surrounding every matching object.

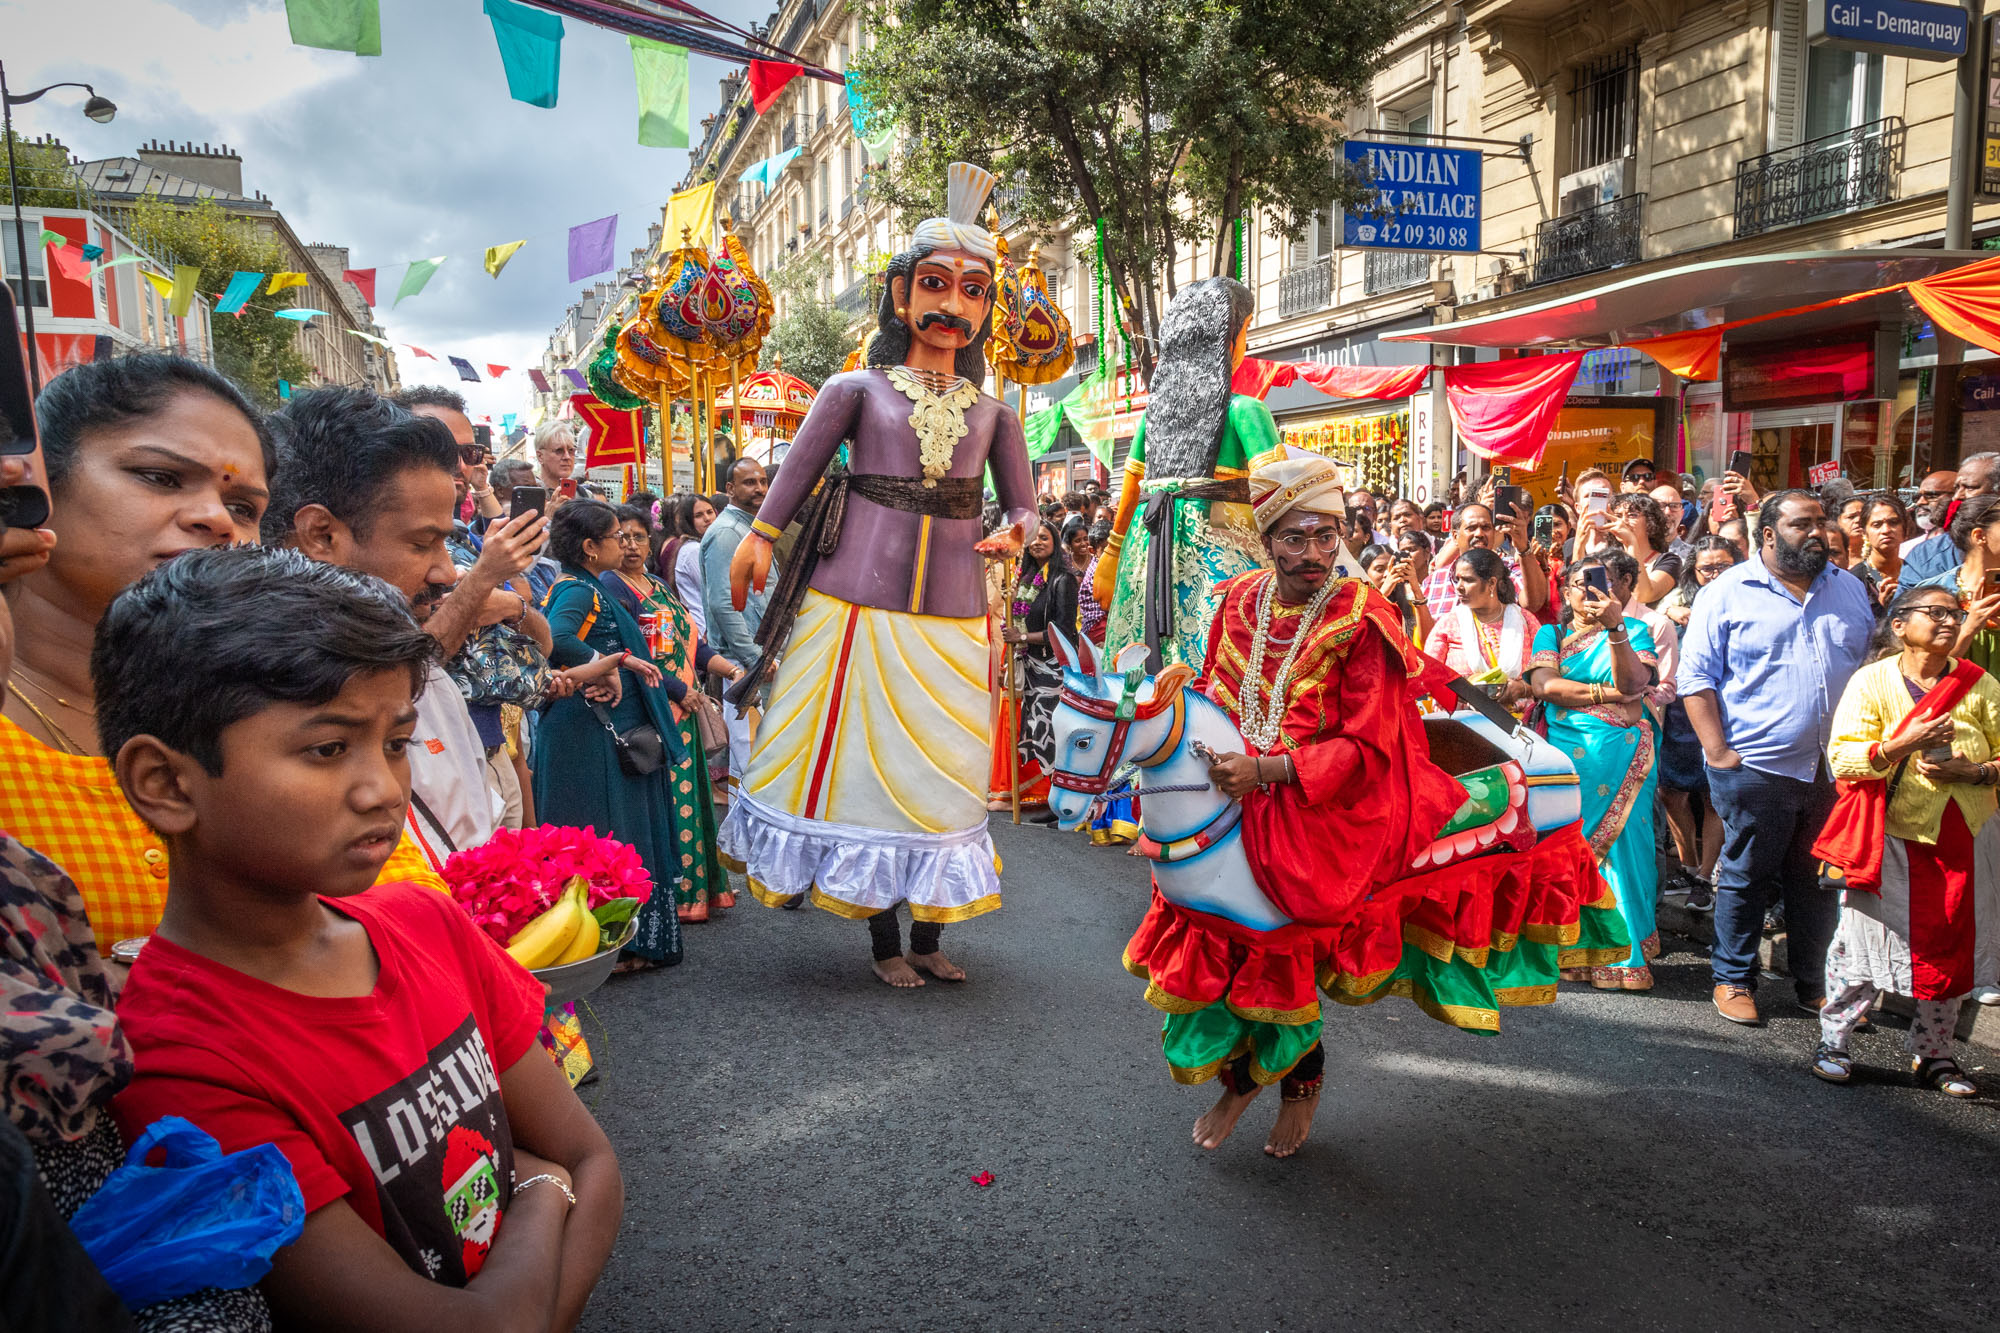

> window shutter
[1289,232,1308,268]
[1769,0,1807,149]
[1314,209,1334,260]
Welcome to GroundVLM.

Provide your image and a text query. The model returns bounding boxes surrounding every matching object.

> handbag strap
[587,698,628,744]
[408,789,458,856]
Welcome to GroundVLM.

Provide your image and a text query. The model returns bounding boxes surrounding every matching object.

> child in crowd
[98,546,622,1331]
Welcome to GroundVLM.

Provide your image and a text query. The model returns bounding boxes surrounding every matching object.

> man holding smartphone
[1677,490,1874,1026]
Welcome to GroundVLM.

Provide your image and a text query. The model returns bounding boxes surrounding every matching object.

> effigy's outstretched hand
[730,532,772,611]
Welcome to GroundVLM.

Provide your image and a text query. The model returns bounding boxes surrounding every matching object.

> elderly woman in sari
[1528,553,1661,990]
[1811,586,2000,1095]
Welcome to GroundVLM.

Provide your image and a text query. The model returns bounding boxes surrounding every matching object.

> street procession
[8,0,2000,1327]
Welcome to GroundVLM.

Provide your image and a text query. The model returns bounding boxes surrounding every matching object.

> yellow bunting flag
[484,240,527,279]
[142,270,173,299]
[662,181,717,248]
[168,266,201,317]
[267,271,309,294]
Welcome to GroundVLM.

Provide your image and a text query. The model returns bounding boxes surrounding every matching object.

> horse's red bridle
[1052,684,1188,795]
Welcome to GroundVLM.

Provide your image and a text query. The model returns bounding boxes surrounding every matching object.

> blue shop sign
[1340,140,1481,255]
[1807,0,1967,59]
[1961,373,2000,412]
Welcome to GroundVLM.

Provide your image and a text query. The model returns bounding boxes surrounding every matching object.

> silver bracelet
[515,1172,576,1206]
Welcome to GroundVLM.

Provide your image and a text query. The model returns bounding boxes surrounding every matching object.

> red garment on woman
[1908,799,1978,999]
[1200,572,1466,926]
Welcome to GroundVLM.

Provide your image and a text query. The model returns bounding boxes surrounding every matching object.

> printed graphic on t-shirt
[337,1013,515,1284]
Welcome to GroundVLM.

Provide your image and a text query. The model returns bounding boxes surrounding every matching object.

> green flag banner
[630,37,690,148]
[395,256,446,306]
[284,0,382,56]
[1025,356,1115,463]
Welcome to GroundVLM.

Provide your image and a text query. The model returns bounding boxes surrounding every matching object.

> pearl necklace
[1236,573,1339,751]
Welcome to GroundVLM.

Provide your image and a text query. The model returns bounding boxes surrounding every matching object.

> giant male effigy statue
[721,163,1036,987]
[1048,455,1627,1158]
[1094,276,1277,671]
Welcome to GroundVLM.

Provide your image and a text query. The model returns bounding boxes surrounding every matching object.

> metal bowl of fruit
[532,917,637,1007]
[507,883,646,1007]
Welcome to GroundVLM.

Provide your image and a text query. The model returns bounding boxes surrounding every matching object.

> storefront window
[1281,410,1406,494]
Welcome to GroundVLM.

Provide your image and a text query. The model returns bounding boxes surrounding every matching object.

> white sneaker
[1974,986,2000,1006]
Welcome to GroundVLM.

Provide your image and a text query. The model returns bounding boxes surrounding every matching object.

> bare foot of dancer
[872,957,926,988]
[1264,1090,1320,1158]
[908,950,966,982]
[1192,1084,1261,1150]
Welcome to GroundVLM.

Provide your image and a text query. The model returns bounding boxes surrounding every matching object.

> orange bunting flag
[486,363,509,378]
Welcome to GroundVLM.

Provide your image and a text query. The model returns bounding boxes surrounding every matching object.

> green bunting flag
[284,0,382,56]
[629,37,689,148]
[395,256,446,306]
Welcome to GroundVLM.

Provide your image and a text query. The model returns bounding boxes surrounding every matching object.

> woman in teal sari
[536,499,687,971]
[1528,552,1662,991]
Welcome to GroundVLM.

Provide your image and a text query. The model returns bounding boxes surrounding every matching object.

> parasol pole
[729,357,745,473]
[700,355,717,493]
[1000,556,1023,824]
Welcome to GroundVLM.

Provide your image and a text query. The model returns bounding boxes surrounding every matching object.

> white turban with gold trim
[1249,454,1347,534]
[910,162,999,264]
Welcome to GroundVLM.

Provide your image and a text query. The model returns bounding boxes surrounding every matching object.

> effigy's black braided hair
[866,243,994,383]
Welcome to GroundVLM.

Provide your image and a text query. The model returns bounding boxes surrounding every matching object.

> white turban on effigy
[1249,455,1347,534]
[910,161,999,264]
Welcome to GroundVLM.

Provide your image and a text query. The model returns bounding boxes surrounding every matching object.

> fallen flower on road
[970,1171,994,1187]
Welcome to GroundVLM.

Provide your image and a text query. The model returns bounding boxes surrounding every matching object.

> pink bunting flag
[409,346,437,360]
[342,268,377,305]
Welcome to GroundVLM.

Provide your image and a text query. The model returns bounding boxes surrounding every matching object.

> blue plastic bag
[68,1116,305,1308]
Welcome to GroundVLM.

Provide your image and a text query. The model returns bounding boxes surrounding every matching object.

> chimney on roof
[136,139,244,196]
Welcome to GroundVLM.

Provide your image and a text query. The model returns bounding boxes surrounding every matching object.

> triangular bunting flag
[409,346,437,360]
[167,265,200,318]
[561,368,587,390]
[484,240,527,278]
[142,270,173,299]
[341,268,376,305]
[395,257,446,305]
[484,0,564,108]
[215,271,264,315]
[663,183,716,248]
[486,363,509,378]
[44,243,90,284]
[267,272,309,294]
[750,60,803,113]
[90,255,144,278]
[348,330,394,348]
[82,243,103,261]
[527,368,553,393]
[37,228,65,248]
[629,37,689,148]
[284,0,382,56]
[567,216,617,283]
[449,357,481,382]
[740,148,800,189]
[274,308,327,321]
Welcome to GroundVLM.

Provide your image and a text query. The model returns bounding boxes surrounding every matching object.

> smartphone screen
[1583,493,1611,516]
[1923,744,1956,765]
[1583,566,1612,597]
[1533,514,1555,543]
[512,485,548,520]
[1729,449,1753,479]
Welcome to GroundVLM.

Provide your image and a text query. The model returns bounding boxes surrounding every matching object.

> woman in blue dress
[1528,552,1662,990]
[536,499,687,970]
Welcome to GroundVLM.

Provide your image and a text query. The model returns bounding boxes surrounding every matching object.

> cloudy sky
[2,0,768,423]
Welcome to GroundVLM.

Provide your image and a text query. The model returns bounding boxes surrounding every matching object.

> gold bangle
[1103,531,1125,553]
[749,518,783,542]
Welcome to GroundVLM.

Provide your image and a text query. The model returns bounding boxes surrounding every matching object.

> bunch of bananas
[505,881,603,969]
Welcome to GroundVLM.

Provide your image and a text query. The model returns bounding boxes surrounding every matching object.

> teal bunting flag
[278,380,293,400]
[274,308,327,321]
[484,0,563,108]
[215,271,263,315]
[284,0,381,56]
[629,37,689,148]
[847,74,897,161]
[395,257,446,306]
[740,148,800,189]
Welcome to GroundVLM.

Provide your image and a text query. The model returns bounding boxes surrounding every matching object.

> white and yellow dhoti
[719,589,1001,922]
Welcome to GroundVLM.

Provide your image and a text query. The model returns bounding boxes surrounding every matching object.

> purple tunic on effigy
[720,366,1037,923]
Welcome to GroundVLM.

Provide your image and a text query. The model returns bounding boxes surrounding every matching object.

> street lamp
[1,63,117,391]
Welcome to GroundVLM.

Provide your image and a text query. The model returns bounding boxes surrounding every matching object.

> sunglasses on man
[458,445,493,465]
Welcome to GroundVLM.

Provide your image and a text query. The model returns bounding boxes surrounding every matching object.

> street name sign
[1807,0,1968,60]
[1340,140,1482,255]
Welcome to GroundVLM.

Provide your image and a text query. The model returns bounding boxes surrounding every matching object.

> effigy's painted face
[897,250,994,359]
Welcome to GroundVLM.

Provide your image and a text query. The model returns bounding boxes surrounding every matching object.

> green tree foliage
[849,0,1411,379]
[759,252,855,389]
[116,195,310,407]
[0,132,88,209]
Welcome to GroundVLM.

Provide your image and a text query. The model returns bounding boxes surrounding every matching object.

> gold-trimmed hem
[1144,980,1212,1016]
[746,877,796,909]
[1122,949,1151,981]
[1225,998,1322,1026]
[907,893,1002,924]
[808,885,883,920]
[1522,919,1583,947]
[1557,944,1630,968]
[719,853,747,873]
[1493,984,1558,1006]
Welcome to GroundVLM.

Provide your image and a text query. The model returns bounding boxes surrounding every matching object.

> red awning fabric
[1231,356,1431,402]
[1442,353,1585,468]
[750,60,804,113]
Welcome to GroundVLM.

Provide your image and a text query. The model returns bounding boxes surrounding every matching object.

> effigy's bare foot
[872,957,925,988]
[1193,1084,1260,1150]
[1264,1091,1320,1159]
[908,950,966,982]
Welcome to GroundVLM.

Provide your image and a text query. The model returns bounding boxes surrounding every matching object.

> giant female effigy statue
[720,163,1036,986]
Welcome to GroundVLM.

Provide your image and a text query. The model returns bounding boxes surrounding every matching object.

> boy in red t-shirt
[98,547,622,1330]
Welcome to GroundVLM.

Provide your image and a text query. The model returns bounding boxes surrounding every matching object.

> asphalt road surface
[580,815,2000,1331]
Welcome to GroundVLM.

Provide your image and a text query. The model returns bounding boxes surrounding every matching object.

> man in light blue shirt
[1677,489,1875,1026]
[702,458,772,796]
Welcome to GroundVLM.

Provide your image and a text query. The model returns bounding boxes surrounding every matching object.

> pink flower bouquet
[443,824,654,947]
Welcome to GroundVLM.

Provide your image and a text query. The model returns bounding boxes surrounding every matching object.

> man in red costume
[1185,455,1467,1155]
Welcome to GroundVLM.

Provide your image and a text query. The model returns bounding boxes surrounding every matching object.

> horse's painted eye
[1075,735,1093,750]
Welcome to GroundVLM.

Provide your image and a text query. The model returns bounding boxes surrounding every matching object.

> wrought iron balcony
[1279,257,1332,318]
[993,180,1030,226]
[835,276,875,319]
[1364,249,1430,296]
[780,117,801,152]
[1074,337,1100,380]
[1734,117,1903,240]
[1530,193,1644,286]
